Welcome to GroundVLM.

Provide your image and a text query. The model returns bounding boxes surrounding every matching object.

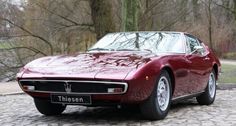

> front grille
[19,80,128,94]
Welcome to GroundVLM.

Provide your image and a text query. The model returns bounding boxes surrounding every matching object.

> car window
[186,35,200,52]
[200,42,207,55]
[185,34,204,55]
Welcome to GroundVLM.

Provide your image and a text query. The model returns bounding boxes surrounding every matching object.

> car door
[184,34,212,94]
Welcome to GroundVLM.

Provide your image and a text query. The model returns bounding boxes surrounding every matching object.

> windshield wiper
[142,49,153,53]
[87,48,111,51]
[116,48,153,53]
[116,49,138,51]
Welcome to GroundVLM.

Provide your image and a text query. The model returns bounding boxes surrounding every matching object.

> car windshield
[88,32,185,54]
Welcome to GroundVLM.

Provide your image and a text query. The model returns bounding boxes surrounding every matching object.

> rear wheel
[197,69,216,105]
[34,98,66,115]
[140,70,172,120]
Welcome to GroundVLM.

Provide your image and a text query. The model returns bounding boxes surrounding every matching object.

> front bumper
[18,77,156,105]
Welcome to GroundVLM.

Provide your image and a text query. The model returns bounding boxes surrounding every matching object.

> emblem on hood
[64,82,71,93]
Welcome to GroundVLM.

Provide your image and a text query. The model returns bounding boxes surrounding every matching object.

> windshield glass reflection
[89,32,185,54]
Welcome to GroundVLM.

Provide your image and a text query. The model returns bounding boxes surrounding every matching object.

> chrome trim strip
[19,79,128,95]
[171,91,204,101]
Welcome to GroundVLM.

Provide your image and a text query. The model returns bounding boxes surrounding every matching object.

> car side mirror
[190,46,203,54]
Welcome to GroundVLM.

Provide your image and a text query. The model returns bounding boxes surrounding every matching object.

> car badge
[64,82,71,93]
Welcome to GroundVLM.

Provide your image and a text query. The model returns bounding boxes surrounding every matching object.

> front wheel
[197,69,216,105]
[140,70,172,120]
[34,98,66,115]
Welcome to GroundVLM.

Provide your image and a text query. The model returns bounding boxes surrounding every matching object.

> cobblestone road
[0,89,236,126]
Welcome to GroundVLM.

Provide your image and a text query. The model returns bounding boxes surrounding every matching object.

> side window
[185,34,203,55]
[200,42,207,55]
[186,35,200,52]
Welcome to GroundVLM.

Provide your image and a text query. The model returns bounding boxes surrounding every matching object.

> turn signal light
[107,88,123,93]
[22,85,35,91]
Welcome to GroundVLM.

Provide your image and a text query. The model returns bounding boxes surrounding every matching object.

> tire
[140,70,172,120]
[34,98,66,115]
[197,69,216,105]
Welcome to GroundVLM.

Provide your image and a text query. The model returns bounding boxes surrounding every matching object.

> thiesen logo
[57,96,84,103]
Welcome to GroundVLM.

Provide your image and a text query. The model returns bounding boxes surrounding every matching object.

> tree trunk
[179,0,188,22]
[223,0,231,21]
[208,0,213,50]
[121,0,139,31]
[90,0,115,39]
[192,0,200,23]
[234,0,236,21]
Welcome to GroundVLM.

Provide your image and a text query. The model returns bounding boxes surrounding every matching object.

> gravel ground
[0,89,236,126]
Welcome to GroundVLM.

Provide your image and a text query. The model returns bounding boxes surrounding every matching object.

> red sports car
[17,32,221,120]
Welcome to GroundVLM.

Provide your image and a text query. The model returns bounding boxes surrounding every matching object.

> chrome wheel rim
[157,76,170,111]
[208,72,216,98]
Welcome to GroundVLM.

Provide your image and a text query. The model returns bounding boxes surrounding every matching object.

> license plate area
[51,94,91,105]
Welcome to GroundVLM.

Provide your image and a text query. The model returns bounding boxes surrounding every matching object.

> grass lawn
[0,42,12,49]
[218,63,236,84]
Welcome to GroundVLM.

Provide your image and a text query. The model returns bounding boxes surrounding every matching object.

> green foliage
[0,42,11,49]
[0,40,22,49]
[218,64,236,84]
[222,52,236,60]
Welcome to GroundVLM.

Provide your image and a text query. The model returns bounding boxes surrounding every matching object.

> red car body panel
[18,52,153,80]
[17,32,221,105]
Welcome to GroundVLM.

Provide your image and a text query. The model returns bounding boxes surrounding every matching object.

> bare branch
[160,9,193,30]
[0,17,53,55]
[139,0,164,26]
[212,1,236,14]
[143,0,164,15]
[34,1,94,28]
[0,60,23,70]
[35,2,78,25]
[0,35,31,38]
[1,46,47,56]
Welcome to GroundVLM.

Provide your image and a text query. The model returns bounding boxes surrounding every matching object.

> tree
[121,0,139,31]
[234,0,236,18]
[192,0,200,23]
[199,0,213,50]
[90,0,116,39]
[207,0,213,50]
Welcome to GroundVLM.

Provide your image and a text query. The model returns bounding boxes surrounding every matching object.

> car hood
[20,51,156,80]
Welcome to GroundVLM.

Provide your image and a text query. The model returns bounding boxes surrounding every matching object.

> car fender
[124,57,174,102]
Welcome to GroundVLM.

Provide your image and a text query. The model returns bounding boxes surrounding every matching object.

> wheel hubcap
[157,76,170,111]
[208,72,216,98]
